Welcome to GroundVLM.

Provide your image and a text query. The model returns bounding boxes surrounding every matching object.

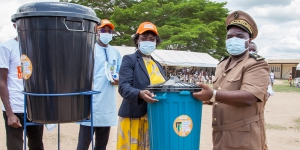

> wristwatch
[210,90,217,102]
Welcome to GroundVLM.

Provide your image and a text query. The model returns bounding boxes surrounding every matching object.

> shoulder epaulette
[249,53,265,61]
[218,56,229,65]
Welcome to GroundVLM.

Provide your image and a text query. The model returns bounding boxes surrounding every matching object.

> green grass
[266,118,300,131]
[272,80,300,92]
[294,126,300,131]
[295,118,300,124]
[293,118,300,131]
[265,123,288,130]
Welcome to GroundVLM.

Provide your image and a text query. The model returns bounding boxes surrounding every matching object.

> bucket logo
[20,54,33,80]
[17,66,22,79]
[173,115,193,137]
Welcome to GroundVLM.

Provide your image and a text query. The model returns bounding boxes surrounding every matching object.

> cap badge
[234,11,239,19]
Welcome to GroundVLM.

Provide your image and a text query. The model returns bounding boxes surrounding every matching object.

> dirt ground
[1,80,300,150]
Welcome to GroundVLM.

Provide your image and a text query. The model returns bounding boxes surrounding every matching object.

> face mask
[249,51,257,54]
[138,41,156,55]
[226,37,249,56]
[99,33,112,44]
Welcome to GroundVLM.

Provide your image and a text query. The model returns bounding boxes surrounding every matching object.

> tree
[65,0,229,60]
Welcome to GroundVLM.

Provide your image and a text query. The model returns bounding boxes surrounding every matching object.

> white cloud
[213,0,300,59]
[297,30,300,41]
[0,0,59,44]
[1,0,300,59]
[230,0,292,8]
[249,0,300,24]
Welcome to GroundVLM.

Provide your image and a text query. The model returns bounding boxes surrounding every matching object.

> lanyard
[104,48,108,62]
[102,46,117,72]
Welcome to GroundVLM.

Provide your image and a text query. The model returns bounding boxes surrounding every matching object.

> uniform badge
[249,53,265,61]
[218,56,229,65]
[234,11,239,19]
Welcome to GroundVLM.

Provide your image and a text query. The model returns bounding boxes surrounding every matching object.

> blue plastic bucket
[147,90,203,150]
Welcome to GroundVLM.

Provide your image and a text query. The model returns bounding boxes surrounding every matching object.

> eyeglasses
[249,49,257,52]
[98,29,113,34]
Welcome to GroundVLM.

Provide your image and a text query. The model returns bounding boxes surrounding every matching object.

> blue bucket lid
[145,76,202,92]
[11,2,100,23]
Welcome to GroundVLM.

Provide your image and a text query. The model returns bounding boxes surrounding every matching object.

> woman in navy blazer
[117,22,167,150]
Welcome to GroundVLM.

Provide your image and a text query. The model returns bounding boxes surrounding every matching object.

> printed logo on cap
[144,24,154,29]
[103,20,110,24]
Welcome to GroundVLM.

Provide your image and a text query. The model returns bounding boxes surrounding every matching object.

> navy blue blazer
[118,50,167,118]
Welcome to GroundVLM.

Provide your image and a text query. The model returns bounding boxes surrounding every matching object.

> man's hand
[266,93,271,100]
[111,79,119,85]
[202,100,213,105]
[139,90,158,103]
[7,114,22,128]
[193,83,214,102]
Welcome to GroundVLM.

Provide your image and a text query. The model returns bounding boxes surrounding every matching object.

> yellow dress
[116,57,165,150]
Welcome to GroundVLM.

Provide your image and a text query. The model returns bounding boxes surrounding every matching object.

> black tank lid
[11,2,100,23]
[145,76,202,92]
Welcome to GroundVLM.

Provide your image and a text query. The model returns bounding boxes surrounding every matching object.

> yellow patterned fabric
[142,57,166,85]
[116,57,165,150]
[116,115,149,150]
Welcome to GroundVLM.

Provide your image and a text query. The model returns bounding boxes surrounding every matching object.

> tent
[152,50,219,67]
[114,46,219,67]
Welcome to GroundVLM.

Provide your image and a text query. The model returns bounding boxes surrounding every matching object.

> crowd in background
[164,67,215,84]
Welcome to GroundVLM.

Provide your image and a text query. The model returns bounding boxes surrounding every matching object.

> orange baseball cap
[136,22,158,35]
[97,19,115,30]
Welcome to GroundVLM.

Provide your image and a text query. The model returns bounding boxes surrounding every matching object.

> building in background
[266,59,300,79]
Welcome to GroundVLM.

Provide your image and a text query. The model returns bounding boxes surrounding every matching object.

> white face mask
[249,51,257,54]
[99,33,112,44]
[226,37,249,56]
[138,41,156,55]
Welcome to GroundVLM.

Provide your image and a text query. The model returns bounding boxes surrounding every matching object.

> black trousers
[3,111,44,150]
[76,125,111,150]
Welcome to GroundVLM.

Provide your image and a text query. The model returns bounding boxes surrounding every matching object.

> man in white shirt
[270,70,275,87]
[76,19,121,150]
[0,23,44,149]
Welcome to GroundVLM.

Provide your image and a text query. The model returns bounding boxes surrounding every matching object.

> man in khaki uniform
[249,42,275,100]
[193,10,269,150]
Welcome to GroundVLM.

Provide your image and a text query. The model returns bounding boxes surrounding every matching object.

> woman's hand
[139,90,159,103]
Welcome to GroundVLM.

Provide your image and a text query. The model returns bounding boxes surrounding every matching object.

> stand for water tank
[22,91,100,150]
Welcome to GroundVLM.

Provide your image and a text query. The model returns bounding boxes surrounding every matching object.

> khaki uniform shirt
[212,52,269,150]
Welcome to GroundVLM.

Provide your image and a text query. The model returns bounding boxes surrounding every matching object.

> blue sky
[1,0,299,59]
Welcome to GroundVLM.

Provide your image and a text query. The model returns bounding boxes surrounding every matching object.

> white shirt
[79,44,122,127]
[0,39,24,113]
[267,84,275,96]
[270,72,275,79]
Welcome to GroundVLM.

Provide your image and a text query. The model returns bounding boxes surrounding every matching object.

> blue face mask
[138,41,156,55]
[99,33,112,44]
[226,37,249,56]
